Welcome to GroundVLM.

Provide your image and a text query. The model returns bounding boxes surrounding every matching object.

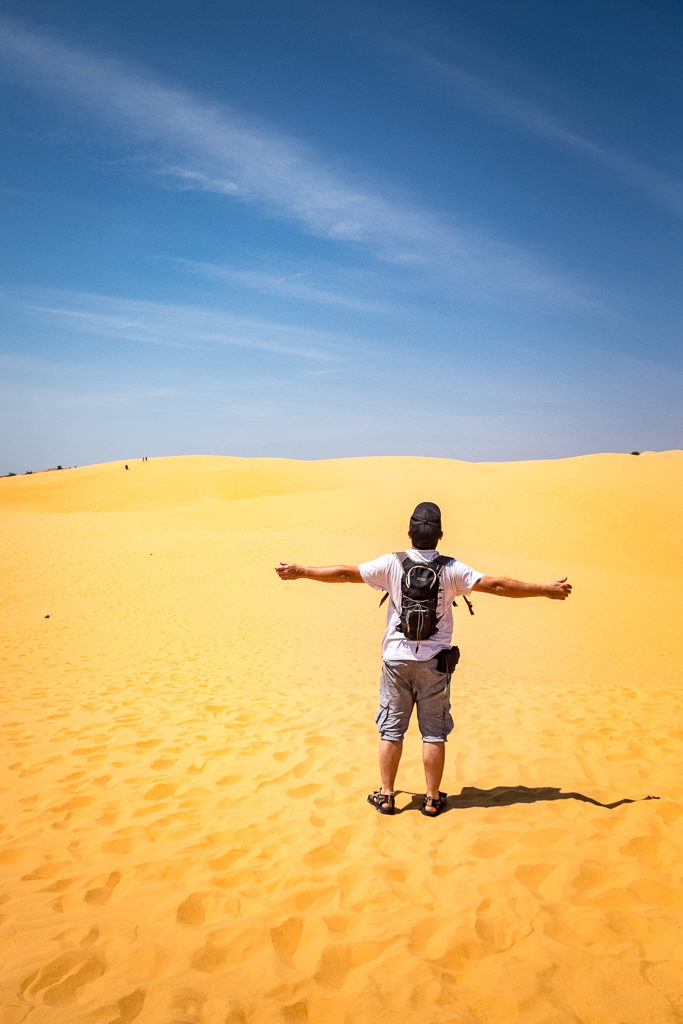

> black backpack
[379,551,474,643]
[397,552,449,641]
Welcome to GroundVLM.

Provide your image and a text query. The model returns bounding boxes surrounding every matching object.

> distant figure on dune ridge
[276,502,572,818]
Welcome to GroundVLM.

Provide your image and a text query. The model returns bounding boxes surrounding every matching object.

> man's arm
[275,562,363,583]
[472,575,572,600]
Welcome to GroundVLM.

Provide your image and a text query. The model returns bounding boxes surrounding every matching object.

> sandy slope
[1,452,682,1024]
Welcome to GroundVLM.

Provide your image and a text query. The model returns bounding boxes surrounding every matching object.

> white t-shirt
[359,549,483,662]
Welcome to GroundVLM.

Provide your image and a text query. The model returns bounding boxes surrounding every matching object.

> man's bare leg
[423,740,445,810]
[367,739,403,814]
[379,738,403,794]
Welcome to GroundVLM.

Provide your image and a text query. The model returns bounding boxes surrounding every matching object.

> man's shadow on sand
[397,785,659,814]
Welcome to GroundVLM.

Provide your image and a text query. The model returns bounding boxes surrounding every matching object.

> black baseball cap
[409,501,442,548]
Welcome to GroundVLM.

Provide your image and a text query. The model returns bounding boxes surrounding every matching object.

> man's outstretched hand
[275,562,304,580]
[546,577,572,599]
[275,562,362,583]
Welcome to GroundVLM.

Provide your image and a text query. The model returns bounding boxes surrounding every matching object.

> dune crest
[1,453,681,1022]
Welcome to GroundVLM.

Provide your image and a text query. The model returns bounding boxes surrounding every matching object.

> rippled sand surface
[1,453,682,1023]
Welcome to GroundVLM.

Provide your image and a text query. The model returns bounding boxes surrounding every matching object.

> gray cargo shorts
[375,659,454,743]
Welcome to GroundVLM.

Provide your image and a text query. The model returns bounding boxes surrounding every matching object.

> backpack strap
[379,551,407,607]
[401,552,448,575]
[453,595,475,616]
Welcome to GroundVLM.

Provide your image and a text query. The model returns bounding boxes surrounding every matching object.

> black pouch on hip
[436,646,460,674]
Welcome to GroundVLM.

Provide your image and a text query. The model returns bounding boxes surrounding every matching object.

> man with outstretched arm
[275,501,571,818]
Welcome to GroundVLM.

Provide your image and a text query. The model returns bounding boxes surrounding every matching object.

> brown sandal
[421,791,447,817]
[367,790,395,815]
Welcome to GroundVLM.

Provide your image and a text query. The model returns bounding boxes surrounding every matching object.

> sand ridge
[1,453,682,1023]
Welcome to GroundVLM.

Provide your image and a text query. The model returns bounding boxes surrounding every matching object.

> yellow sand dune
[1,452,682,1023]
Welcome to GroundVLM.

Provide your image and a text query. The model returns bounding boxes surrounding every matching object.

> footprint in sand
[176,893,206,927]
[515,863,556,898]
[190,939,232,973]
[216,773,240,786]
[52,795,94,814]
[102,832,141,854]
[144,782,178,801]
[96,809,120,826]
[270,916,303,966]
[302,843,342,869]
[84,870,121,906]
[21,950,105,1006]
[519,828,566,849]
[204,704,228,717]
[0,847,32,865]
[208,849,248,872]
[284,885,337,913]
[311,826,354,856]
[408,917,458,960]
[619,835,660,860]
[111,988,146,1024]
[313,939,384,989]
[470,836,511,859]
[281,1001,311,1024]
[304,734,326,748]
[288,759,310,779]
[22,861,71,882]
[41,876,78,897]
[172,991,211,1022]
[474,897,533,951]
[193,926,268,973]
[286,784,318,799]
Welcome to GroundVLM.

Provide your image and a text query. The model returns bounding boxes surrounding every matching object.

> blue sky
[1,0,681,472]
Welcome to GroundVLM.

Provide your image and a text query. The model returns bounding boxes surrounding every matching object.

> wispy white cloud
[405,45,683,219]
[24,291,347,361]
[0,17,591,307]
[159,168,241,195]
[0,18,441,250]
[175,259,400,315]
